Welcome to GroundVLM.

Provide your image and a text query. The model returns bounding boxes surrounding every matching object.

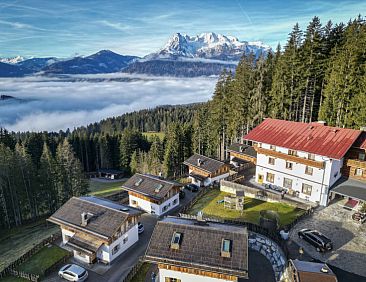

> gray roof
[145,216,248,278]
[290,259,337,282]
[227,143,257,158]
[330,177,366,201]
[122,173,181,200]
[48,196,141,239]
[184,154,227,174]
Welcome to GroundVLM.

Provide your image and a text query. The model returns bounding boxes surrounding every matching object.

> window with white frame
[308,153,315,160]
[266,173,275,183]
[305,166,313,175]
[283,178,292,189]
[123,236,128,244]
[288,149,297,156]
[286,162,293,170]
[270,145,276,150]
[359,152,366,161]
[112,244,120,255]
[268,157,275,165]
[302,183,312,195]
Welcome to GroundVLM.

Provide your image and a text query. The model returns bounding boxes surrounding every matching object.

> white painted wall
[255,143,343,206]
[97,224,139,263]
[159,268,236,282]
[189,169,229,187]
[73,250,91,264]
[61,228,75,244]
[129,193,179,216]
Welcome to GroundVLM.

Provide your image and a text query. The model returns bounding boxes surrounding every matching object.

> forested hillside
[0,15,365,228]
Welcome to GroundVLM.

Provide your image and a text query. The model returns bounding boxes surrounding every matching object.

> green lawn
[0,220,59,272]
[18,245,69,276]
[142,131,165,140]
[89,179,126,197]
[0,276,28,282]
[188,189,305,227]
[131,263,152,282]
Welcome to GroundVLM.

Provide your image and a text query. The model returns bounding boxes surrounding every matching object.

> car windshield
[79,270,86,277]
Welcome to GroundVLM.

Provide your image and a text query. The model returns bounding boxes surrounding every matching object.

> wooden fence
[0,231,62,280]
[122,257,144,282]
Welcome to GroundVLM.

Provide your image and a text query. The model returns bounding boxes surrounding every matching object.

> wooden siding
[158,264,240,281]
[342,147,366,181]
[230,151,257,164]
[256,147,324,169]
[188,164,230,178]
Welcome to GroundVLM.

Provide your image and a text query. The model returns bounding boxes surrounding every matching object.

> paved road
[45,188,198,282]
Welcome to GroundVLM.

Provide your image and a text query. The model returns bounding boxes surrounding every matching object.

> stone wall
[248,232,286,282]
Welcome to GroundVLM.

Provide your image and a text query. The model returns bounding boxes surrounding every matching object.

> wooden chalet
[227,143,257,166]
[145,216,248,282]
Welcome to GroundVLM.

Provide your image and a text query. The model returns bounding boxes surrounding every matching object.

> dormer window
[171,232,182,250]
[221,239,232,258]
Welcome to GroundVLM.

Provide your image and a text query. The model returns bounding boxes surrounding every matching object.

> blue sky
[0,0,365,58]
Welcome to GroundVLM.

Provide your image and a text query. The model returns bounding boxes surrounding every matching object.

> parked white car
[58,264,88,281]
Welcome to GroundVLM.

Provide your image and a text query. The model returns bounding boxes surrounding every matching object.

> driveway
[290,200,366,277]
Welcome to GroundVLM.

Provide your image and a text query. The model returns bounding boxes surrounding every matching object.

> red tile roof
[243,119,362,159]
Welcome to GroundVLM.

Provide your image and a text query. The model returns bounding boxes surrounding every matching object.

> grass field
[0,276,28,282]
[131,263,152,282]
[188,189,305,227]
[89,179,126,197]
[0,220,59,272]
[142,131,165,140]
[18,245,69,277]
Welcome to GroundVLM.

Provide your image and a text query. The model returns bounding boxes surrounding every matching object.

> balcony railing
[255,147,325,169]
[346,159,366,169]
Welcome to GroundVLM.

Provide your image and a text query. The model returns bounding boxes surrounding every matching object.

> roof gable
[122,174,181,200]
[184,154,227,173]
[48,197,138,238]
[244,119,361,159]
[145,217,248,277]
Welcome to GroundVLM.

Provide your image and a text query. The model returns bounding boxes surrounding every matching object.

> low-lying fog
[0,74,217,132]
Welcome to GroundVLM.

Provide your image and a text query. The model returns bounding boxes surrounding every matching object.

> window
[270,145,276,150]
[302,184,312,195]
[286,162,293,170]
[268,157,275,165]
[308,153,315,161]
[283,178,293,189]
[221,239,232,258]
[165,278,181,282]
[305,166,313,175]
[359,153,366,161]
[173,199,178,205]
[123,236,128,244]
[171,232,182,250]
[266,173,275,183]
[288,150,297,156]
[112,244,120,255]
[355,168,364,176]
[131,200,137,205]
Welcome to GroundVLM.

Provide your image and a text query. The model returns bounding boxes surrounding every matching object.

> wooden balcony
[255,147,325,169]
[345,159,366,169]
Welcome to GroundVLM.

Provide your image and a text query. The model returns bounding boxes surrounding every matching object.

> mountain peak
[148,32,271,61]
[0,56,25,64]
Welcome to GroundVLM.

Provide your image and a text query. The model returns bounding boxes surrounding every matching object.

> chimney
[317,121,327,126]
[81,212,88,226]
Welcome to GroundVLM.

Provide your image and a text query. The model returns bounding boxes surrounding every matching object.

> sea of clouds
[0,74,217,132]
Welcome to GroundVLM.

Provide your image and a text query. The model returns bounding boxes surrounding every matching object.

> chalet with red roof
[243,119,366,206]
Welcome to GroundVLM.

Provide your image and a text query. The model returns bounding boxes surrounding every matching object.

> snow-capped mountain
[146,32,271,61]
[0,56,24,64]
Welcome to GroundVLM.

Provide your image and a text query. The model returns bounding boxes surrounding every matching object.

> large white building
[243,119,363,206]
[145,216,248,282]
[184,154,231,187]
[122,173,181,216]
[48,196,142,264]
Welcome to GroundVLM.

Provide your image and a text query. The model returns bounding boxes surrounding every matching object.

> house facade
[122,174,181,216]
[145,216,248,282]
[48,196,142,264]
[244,119,363,206]
[184,154,230,187]
[227,143,257,167]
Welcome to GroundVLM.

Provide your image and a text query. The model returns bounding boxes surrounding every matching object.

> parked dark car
[184,183,199,192]
[138,222,144,234]
[298,228,333,252]
[179,190,186,199]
